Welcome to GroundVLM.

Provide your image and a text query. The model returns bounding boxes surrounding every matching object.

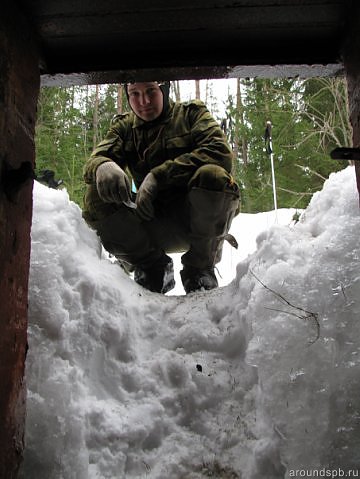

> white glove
[96,162,131,204]
[135,172,158,221]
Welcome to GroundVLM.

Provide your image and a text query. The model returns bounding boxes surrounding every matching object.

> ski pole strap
[264,121,272,154]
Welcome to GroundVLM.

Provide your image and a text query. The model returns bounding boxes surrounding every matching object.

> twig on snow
[250,269,320,344]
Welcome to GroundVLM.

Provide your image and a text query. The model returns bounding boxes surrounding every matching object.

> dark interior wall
[342,3,360,201]
[0,4,39,477]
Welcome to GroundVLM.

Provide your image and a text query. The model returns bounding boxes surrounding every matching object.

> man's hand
[136,172,158,221]
[96,162,131,204]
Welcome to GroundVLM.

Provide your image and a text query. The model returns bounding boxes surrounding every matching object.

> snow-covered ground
[21,166,360,478]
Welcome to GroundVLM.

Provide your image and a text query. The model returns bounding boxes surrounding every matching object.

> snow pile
[171,207,298,295]
[22,166,360,478]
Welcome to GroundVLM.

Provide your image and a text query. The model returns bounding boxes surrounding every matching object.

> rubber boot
[134,254,175,294]
[180,187,239,293]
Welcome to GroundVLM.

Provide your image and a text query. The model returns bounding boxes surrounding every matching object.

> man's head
[125,82,169,122]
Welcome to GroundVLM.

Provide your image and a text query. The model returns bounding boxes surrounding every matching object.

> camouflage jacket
[83,99,233,193]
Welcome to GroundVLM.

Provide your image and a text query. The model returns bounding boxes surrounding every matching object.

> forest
[35,77,351,212]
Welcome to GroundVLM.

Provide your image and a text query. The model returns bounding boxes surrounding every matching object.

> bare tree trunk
[205,80,209,104]
[70,85,75,109]
[117,84,123,113]
[195,80,200,100]
[83,85,89,157]
[93,84,99,148]
[233,78,248,169]
[172,80,181,102]
[232,80,240,163]
[237,78,248,166]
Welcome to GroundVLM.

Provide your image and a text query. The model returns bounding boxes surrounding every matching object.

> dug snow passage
[22,166,360,479]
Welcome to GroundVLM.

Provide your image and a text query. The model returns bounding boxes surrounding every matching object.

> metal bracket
[2,161,36,202]
[330,147,360,161]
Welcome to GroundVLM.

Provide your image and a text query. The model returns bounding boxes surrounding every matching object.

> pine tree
[224,77,350,212]
[35,79,350,212]
[35,84,119,206]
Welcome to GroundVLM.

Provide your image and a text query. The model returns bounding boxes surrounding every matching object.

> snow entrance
[22,166,360,478]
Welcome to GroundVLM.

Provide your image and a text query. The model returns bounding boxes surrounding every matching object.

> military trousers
[82,164,240,270]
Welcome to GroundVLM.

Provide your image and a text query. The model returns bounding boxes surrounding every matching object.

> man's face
[127,82,164,121]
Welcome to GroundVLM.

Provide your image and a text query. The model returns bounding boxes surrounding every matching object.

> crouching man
[82,81,240,294]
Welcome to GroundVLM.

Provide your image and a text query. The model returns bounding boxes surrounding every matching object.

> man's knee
[82,183,120,229]
[188,164,236,192]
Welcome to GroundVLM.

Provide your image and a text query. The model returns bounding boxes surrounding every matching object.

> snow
[22,166,360,478]
[171,207,297,296]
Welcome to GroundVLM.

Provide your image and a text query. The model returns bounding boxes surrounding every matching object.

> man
[83,81,240,294]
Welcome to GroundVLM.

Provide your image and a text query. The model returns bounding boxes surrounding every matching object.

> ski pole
[264,120,278,222]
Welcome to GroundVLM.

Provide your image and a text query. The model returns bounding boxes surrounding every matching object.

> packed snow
[21,166,360,478]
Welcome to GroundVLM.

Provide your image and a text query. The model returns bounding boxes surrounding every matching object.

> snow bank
[22,166,360,478]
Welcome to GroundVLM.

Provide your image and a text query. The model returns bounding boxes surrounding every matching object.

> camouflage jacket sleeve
[151,101,233,189]
[83,113,131,184]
